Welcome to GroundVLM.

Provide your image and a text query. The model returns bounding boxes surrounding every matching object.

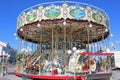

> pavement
[0,64,120,80]
[0,64,21,80]
[111,70,120,80]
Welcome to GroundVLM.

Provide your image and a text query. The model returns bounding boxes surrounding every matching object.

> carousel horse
[42,60,51,72]
[76,54,96,72]
[101,58,109,71]
[96,57,109,72]
[25,64,34,73]
[76,54,85,71]
[88,59,96,72]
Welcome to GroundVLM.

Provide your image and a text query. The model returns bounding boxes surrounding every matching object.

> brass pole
[23,29,26,70]
[39,25,42,75]
[96,28,99,51]
[52,24,54,62]
[86,24,90,51]
[71,32,73,49]
[102,29,105,51]
[64,26,66,65]
[86,24,91,73]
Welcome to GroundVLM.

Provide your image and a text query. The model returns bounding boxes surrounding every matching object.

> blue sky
[0,0,120,50]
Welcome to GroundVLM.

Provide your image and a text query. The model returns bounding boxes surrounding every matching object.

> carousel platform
[14,71,112,80]
[14,71,87,80]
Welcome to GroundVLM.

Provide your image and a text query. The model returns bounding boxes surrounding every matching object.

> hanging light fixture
[37,23,41,27]
[67,50,72,54]
[63,21,66,25]
[72,47,77,51]
[75,50,80,55]
[20,28,23,32]
[63,19,67,25]
[89,23,92,27]
[105,28,108,32]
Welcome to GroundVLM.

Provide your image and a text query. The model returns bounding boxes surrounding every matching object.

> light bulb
[37,23,41,27]
[105,29,108,32]
[89,24,92,27]
[67,50,72,54]
[76,50,80,54]
[63,21,66,25]
[20,28,23,32]
[73,47,77,51]
[106,48,110,52]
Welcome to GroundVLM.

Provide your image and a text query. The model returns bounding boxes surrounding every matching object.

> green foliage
[0,62,9,66]
[16,53,24,59]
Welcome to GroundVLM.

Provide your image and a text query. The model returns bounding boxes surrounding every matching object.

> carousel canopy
[17,1,110,44]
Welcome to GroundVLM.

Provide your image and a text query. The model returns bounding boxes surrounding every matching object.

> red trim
[14,72,21,77]
[81,52,114,56]
[33,75,86,79]
[14,72,86,80]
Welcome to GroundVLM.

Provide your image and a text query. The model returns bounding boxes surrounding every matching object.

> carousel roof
[17,1,110,44]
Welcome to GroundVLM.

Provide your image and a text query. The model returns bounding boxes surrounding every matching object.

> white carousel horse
[89,60,96,72]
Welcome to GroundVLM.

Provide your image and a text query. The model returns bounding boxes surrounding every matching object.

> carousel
[14,1,114,80]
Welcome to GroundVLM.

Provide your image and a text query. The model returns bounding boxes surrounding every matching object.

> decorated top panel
[17,1,110,29]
